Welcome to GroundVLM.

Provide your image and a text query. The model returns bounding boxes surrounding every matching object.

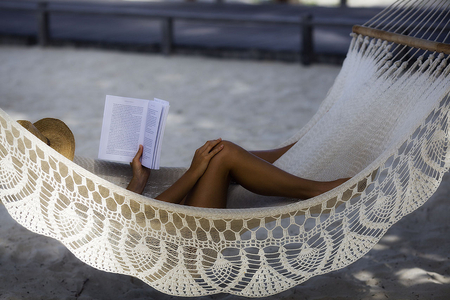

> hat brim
[33,118,75,161]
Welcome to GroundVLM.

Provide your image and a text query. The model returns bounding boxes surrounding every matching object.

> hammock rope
[1,0,450,297]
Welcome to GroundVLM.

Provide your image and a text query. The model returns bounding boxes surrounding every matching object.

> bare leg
[184,141,348,208]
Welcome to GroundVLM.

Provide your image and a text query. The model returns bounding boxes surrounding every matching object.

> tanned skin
[127,139,348,208]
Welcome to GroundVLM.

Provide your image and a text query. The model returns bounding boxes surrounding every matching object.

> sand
[0,45,449,299]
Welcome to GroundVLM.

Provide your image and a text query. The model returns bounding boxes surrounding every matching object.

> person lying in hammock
[127,139,348,208]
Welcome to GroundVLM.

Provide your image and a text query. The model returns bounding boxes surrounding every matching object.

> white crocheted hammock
[1,0,450,297]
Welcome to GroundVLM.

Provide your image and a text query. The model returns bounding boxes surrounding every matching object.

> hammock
[1,0,450,297]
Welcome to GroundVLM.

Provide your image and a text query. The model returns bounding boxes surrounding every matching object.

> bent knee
[218,140,243,154]
[210,140,243,163]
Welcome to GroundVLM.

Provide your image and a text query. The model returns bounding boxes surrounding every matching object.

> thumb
[132,145,144,162]
[137,145,144,156]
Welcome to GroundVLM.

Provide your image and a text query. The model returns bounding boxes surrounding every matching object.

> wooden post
[301,14,313,65]
[37,2,49,46]
[161,17,173,55]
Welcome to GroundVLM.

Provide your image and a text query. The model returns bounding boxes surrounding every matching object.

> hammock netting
[1,0,450,297]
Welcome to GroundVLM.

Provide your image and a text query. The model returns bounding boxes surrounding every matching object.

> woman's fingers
[207,143,224,158]
[208,138,222,149]
[200,139,224,160]
[189,139,224,178]
[200,138,222,154]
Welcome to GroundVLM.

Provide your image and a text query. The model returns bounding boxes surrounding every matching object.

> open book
[98,95,169,169]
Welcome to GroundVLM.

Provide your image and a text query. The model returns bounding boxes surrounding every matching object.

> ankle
[310,178,348,198]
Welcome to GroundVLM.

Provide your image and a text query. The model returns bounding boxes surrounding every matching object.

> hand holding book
[98,95,169,169]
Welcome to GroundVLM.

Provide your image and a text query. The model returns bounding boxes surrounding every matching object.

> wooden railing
[0,0,359,65]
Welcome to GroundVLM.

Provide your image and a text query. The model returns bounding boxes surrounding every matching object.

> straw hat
[17,118,75,161]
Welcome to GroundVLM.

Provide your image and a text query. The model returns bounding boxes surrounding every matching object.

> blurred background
[36,0,396,7]
[0,0,395,65]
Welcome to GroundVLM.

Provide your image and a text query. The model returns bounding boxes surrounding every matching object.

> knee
[218,140,238,151]
[210,140,242,165]
[219,140,243,156]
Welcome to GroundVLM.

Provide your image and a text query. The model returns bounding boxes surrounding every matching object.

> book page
[141,101,163,168]
[98,95,148,163]
[152,98,170,169]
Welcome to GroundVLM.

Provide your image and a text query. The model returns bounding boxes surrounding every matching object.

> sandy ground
[0,45,449,299]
